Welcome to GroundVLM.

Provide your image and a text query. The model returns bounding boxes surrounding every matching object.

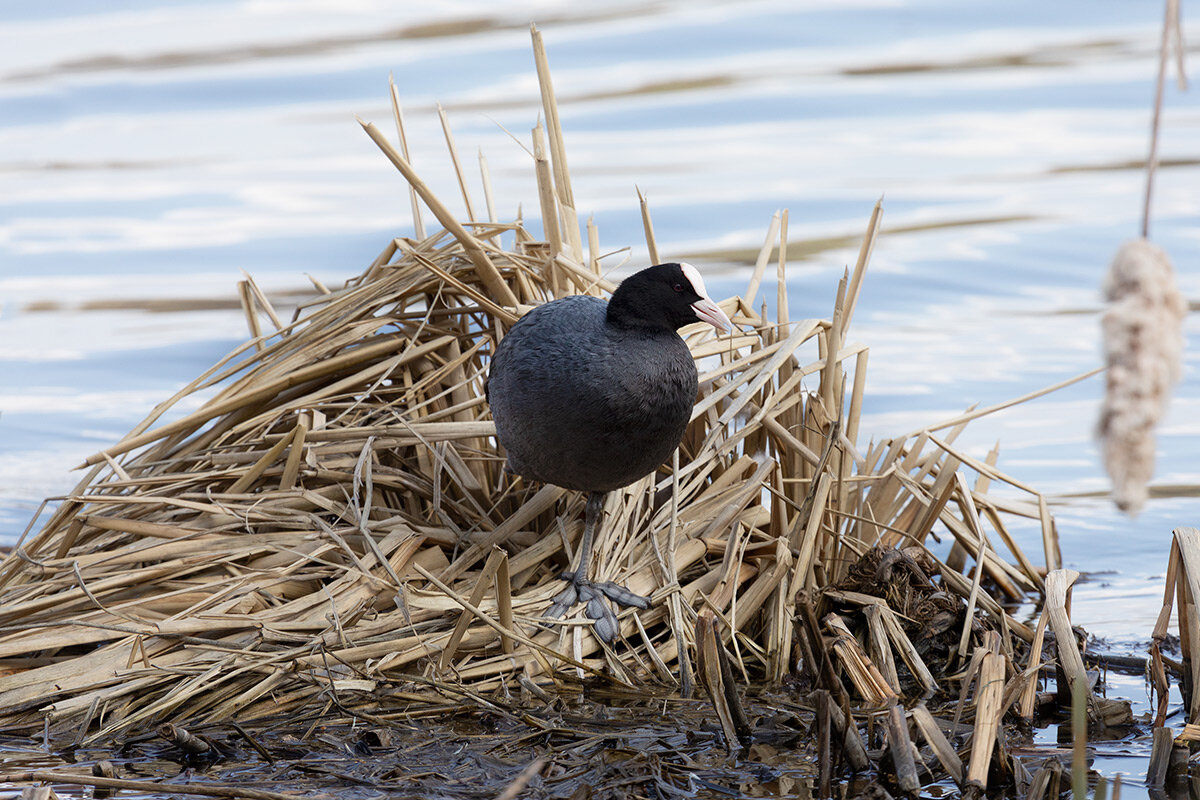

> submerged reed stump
[0,41,1119,797]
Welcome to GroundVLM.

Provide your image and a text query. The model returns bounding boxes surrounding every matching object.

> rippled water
[2,0,1198,769]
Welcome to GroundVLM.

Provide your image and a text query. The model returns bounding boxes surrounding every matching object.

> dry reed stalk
[1151,535,1182,723]
[1044,569,1091,713]
[1017,605,1051,719]
[886,699,921,795]
[1028,759,1064,800]
[532,120,564,290]
[494,756,549,800]
[1072,674,1088,800]
[825,613,897,705]
[436,103,477,223]
[531,24,582,263]
[478,149,501,251]
[839,198,881,335]
[815,691,833,797]
[744,210,781,309]
[1146,726,1174,787]
[1158,527,1200,723]
[237,279,264,349]
[777,209,790,337]
[388,74,425,240]
[966,647,1006,789]
[696,613,751,751]
[1038,494,1062,573]
[864,604,899,693]
[241,271,284,332]
[902,366,1104,442]
[629,187,657,266]
[586,216,601,275]
[0,47,1073,764]
[911,703,963,785]
[877,599,938,696]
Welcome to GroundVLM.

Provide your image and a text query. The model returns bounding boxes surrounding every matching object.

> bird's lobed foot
[544,571,651,642]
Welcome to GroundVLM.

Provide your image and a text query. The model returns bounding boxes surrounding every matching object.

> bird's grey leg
[545,491,651,642]
[569,490,605,586]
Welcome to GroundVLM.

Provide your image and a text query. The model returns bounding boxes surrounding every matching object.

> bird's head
[608,262,734,334]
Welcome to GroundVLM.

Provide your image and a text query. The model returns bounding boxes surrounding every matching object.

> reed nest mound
[0,210,1062,740]
[0,42,1113,779]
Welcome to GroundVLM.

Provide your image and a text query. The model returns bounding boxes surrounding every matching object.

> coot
[486,262,733,641]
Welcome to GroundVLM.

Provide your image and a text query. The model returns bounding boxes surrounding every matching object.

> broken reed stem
[1018,607,1050,719]
[967,649,1005,789]
[388,74,426,240]
[0,771,305,800]
[777,208,790,335]
[1147,726,1174,787]
[637,187,660,265]
[839,197,882,336]
[437,103,477,223]
[1169,527,1200,723]
[494,757,548,800]
[744,210,781,309]
[479,149,501,249]
[241,272,284,332]
[533,120,564,273]
[587,216,601,275]
[912,703,963,784]
[887,700,920,795]
[531,24,582,262]
[238,280,264,349]
[904,366,1104,441]
[1072,673,1088,800]
[822,269,846,417]
[1045,569,1091,711]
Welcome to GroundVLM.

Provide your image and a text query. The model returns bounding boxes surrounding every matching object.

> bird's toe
[544,600,571,619]
[594,580,651,610]
[587,596,620,643]
[545,582,579,619]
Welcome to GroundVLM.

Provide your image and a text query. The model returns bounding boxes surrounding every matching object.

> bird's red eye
[673,283,684,293]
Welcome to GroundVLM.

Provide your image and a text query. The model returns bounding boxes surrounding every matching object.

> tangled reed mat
[0,29,1134,799]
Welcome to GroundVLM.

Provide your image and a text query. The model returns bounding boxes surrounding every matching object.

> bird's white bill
[691,297,733,333]
[679,261,733,333]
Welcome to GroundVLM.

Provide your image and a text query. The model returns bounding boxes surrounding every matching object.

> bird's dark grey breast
[486,295,698,493]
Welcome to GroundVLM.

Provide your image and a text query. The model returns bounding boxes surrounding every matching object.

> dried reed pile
[0,31,1103,791]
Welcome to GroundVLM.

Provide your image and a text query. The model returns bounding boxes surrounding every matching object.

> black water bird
[485,262,733,641]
